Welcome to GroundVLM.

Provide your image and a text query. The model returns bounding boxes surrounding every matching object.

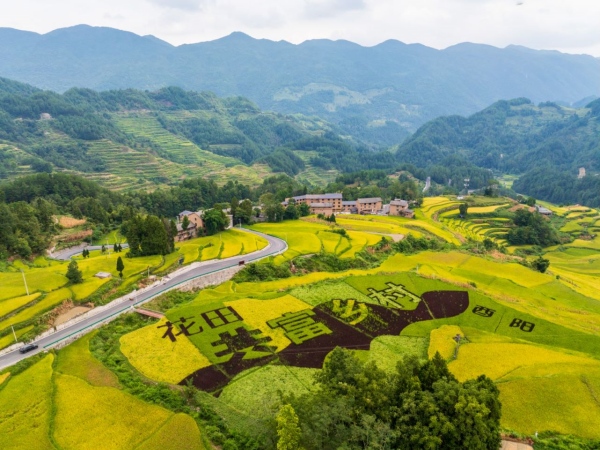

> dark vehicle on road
[19,344,38,354]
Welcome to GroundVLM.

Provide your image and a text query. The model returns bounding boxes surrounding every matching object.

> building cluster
[284,194,414,218]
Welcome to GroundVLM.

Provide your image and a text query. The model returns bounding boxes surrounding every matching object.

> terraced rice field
[117,255,600,438]
[0,340,205,450]
[0,230,266,349]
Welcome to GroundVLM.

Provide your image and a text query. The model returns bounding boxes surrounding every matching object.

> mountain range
[0,25,598,146]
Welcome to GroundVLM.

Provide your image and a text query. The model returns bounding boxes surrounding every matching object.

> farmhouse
[389,199,415,218]
[309,202,335,216]
[290,193,343,212]
[176,210,203,242]
[341,200,358,214]
[357,197,382,214]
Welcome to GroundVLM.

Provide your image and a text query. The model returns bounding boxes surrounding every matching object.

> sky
[3,0,600,56]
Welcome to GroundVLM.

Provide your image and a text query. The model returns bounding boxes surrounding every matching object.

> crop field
[0,229,266,349]
[113,221,600,440]
[113,112,269,187]
[0,338,205,450]
[3,196,600,443]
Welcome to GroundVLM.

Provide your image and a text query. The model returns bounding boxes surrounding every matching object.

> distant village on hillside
[282,194,415,218]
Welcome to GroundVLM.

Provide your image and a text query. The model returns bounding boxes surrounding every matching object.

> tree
[458,203,468,218]
[65,260,83,284]
[526,196,536,207]
[116,256,125,278]
[203,208,229,235]
[101,244,106,254]
[532,256,550,273]
[117,243,122,252]
[230,196,239,221]
[113,243,118,253]
[181,214,190,231]
[238,199,253,224]
[284,204,299,220]
[298,203,310,217]
[276,404,303,450]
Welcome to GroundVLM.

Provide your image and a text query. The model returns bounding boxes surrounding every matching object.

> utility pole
[21,269,29,296]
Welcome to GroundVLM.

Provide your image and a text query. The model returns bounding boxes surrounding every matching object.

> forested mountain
[0,77,395,190]
[396,98,600,206]
[0,25,598,146]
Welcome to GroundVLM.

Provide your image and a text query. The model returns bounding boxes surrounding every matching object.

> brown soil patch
[58,216,87,228]
[54,306,92,326]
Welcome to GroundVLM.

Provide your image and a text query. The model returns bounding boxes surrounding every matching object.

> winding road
[0,229,287,371]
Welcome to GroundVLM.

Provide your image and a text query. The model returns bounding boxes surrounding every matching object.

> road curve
[0,229,287,371]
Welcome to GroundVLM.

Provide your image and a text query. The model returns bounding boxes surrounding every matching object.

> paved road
[50,243,130,261]
[0,229,286,371]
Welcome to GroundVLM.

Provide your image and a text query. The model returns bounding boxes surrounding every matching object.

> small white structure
[94,272,112,279]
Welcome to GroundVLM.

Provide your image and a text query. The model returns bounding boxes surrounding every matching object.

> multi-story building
[389,199,415,218]
[357,197,382,215]
[290,193,343,212]
[341,200,358,214]
[309,202,335,216]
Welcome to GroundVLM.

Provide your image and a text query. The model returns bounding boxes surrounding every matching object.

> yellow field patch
[55,333,119,387]
[0,355,55,450]
[428,325,462,360]
[0,372,9,385]
[449,342,600,382]
[120,317,211,384]
[136,414,205,450]
[0,288,73,332]
[0,326,33,350]
[0,292,41,318]
[498,374,600,439]
[224,295,312,351]
[54,373,174,450]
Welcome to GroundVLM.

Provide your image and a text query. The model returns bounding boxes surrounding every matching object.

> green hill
[0,79,394,190]
[395,98,600,206]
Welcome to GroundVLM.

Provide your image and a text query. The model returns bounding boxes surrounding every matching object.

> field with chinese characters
[2,196,600,446]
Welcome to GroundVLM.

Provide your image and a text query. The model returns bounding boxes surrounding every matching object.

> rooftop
[357,197,382,204]
[293,193,342,200]
[310,202,333,208]
[390,199,409,207]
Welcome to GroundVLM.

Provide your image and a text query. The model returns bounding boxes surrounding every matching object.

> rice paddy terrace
[2,196,600,447]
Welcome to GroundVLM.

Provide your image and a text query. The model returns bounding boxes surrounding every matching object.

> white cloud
[0,0,599,56]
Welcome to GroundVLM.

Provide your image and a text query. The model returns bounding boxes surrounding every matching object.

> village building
[176,210,203,242]
[357,197,383,215]
[309,202,335,216]
[389,199,415,218]
[341,200,358,214]
[289,193,343,212]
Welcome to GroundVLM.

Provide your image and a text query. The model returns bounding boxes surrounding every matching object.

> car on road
[19,344,38,354]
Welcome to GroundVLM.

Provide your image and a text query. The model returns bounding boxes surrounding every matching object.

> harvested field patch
[58,216,87,228]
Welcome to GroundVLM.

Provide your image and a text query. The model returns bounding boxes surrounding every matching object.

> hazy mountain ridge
[0,25,598,146]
